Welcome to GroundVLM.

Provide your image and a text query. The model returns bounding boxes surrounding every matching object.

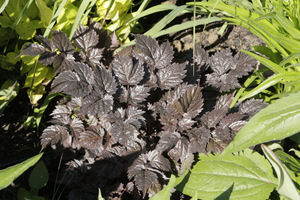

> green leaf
[261,144,300,200]
[98,188,104,200]
[150,175,176,200]
[274,150,300,174]
[145,5,188,37]
[0,153,43,190]
[17,187,45,200]
[223,91,300,155]
[35,92,67,127]
[69,0,91,40]
[35,0,52,26]
[176,150,276,200]
[44,0,68,37]
[239,72,300,101]
[29,161,48,190]
[0,0,9,14]
[24,63,49,88]
[242,51,286,74]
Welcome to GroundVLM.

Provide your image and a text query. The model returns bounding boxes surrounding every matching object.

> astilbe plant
[21,23,268,199]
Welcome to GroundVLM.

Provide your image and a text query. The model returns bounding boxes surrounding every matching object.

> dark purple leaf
[233,51,256,78]
[178,115,196,131]
[51,63,93,97]
[35,35,55,51]
[52,30,74,54]
[53,53,76,73]
[73,24,98,52]
[94,65,117,95]
[239,98,268,117]
[111,120,136,146]
[157,131,181,152]
[179,86,203,118]
[218,113,244,129]
[85,48,103,66]
[188,127,211,154]
[120,85,150,105]
[40,125,70,149]
[82,93,114,115]
[157,63,186,90]
[135,35,174,69]
[168,136,190,161]
[19,43,48,57]
[50,105,71,117]
[69,118,84,140]
[200,109,227,129]
[206,72,241,92]
[112,55,144,85]
[125,106,145,129]
[214,92,235,110]
[208,48,234,75]
[79,125,105,151]
[194,46,208,67]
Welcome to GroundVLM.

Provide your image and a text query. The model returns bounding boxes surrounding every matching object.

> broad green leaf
[262,144,300,200]
[24,63,48,88]
[35,0,52,26]
[239,72,300,101]
[0,153,43,190]
[17,187,45,200]
[29,161,49,190]
[27,84,46,105]
[176,150,276,200]
[223,91,300,155]
[150,175,176,200]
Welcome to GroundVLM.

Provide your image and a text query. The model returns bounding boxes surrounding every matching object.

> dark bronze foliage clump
[21,23,267,199]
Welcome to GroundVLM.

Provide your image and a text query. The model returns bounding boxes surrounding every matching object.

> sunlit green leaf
[176,150,276,200]
[0,153,43,190]
[223,91,300,155]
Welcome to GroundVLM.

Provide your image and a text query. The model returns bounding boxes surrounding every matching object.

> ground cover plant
[2,0,300,199]
[19,22,274,199]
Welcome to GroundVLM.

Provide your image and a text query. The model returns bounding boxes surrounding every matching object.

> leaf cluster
[20,23,265,199]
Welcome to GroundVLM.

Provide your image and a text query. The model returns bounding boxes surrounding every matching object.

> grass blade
[69,0,91,39]
[80,0,97,25]
[145,5,188,36]
[115,3,179,32]
[239,72,300,101]
[44,0,68,37]
[152,17,221,38]
[242,50,286,74]
[0,0,9,14]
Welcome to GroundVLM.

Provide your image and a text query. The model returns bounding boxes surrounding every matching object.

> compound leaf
[73,24,98,52]
[157,63,186,90]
